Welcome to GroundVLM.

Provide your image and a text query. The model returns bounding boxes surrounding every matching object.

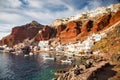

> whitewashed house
[55,45,64,51]
[38,41,50,51]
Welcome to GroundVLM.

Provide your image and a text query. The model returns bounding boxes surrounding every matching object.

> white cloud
[0,32,10,39]
[0,0,22,8]
[27,0,43,8]
[0,12,24,24]
[0,0,104,26]
[87,0,102,10]
[45,0,74,11]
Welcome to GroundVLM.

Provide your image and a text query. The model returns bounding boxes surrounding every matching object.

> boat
[0,47,4,50]
[10,51,16,54]
[24,52,33,57]
[29,52,34,56]
[11,50,22,55]
[24,54,29,57]
[61,56,75,64]
[61,59,72,64]
[42,54,54,60]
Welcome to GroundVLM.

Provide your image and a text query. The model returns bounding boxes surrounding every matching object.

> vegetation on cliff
[91,22,120,80]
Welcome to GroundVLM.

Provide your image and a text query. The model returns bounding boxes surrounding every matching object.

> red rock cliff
[60,21,80,43]
[92,14,111,33]
[35,26,53,41]
[78,20,93,38]
[109,10,120,26]
[0,21,43,47]
[56,25,66,37]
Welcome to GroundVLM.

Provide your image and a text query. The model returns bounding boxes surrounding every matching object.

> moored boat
[61,59,72,64]
[42,54,54,60]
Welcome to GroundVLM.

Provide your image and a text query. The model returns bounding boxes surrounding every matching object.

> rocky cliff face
[59,21,80,43]
[35,26,53,41]
[0,21,43,47]
[109,10,120,26]
[56,25,66,37]
[56,10,120,43]
[92,13,111,32]
[50,3,120,43]
[78,20,93,38]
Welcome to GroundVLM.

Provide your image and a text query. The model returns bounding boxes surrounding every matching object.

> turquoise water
[0,53,72,80]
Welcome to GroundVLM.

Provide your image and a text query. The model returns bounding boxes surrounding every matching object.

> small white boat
[15,53,19,55]
[42,54,54,60]
[61,60,72,64]
[11,52,16,54]
[24,54,29,57]
[29,52,34,56]
[11,50,22,55]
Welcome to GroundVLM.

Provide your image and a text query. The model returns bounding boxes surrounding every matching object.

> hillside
[0,21,43,47]
[54,20,120,80]
[91,20,120,80]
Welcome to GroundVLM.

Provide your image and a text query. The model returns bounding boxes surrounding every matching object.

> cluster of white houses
[38,33,106,55]
[0,33,106,55]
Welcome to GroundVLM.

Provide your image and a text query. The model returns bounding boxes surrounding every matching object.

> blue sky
[0,0,120,39]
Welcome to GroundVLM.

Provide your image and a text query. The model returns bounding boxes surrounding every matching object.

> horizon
[0,0,120,39]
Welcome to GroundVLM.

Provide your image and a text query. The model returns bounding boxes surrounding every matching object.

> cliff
[54,18,120,80]
[51,3,120,43]
[59,21,80,43]
[0,21,43,47]
[56,10,120,43]
[35,26,54,41]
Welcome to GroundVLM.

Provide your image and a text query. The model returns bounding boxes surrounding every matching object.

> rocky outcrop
[0,21,43,47]
[56,25,66,37]
[78,20,93,38]
[92,14,111,32]
[109,10,120,26]
[60,21,80,43]
[35,26,53,41]
[55,60,109,80]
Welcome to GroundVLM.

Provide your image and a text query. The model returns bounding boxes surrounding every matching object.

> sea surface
[0,52,75,80]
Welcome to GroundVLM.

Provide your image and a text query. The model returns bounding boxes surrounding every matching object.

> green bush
[92,38,110,52]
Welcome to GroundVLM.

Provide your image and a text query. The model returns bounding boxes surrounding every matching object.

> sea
[0,52,84,80]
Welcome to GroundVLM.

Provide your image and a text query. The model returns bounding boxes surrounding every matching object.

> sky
[0,0,120,39]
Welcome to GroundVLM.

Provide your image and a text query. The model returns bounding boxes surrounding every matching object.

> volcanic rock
[59,21,80,43]
[56,25,66,37]
[0,21,43,47]
[78,20,93,37]
[109,10,120,26]
[35,26,53,41]
[92,14,111,32]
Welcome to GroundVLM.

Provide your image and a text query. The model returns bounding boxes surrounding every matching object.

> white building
[38,41,50,51]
